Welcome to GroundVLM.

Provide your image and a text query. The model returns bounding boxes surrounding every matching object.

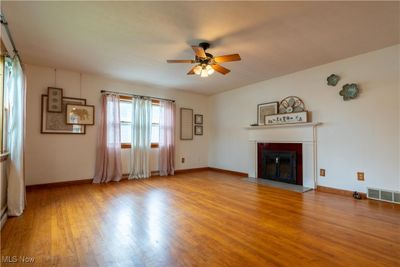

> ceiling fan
[166,42,241,77]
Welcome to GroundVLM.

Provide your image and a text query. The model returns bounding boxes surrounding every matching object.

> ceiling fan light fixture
[206,64,214,75]
[194,65,202,75]
[167,42,241,77]
[200,68,209,77]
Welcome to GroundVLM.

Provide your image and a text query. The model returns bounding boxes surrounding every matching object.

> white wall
[25,64,209,185]
[208,45,400,193]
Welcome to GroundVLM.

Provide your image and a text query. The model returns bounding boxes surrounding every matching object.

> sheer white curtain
[5,57,25,216]
[129,97,152,179]
[93,94,122,183]
[159,100,175,176]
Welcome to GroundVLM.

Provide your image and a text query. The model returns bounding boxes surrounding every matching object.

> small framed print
[47,87,63,113]
[194,114,203,125]
[41,95,86,134]
[66,104,95,125]
[194,125,203,135]
[257,101,278,125]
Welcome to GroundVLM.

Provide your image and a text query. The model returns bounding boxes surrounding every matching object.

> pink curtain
[93,94,122,183]
[159,100,175,176]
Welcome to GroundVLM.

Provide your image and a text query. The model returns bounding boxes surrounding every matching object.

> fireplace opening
[257,143,303,185]
[263,151,297,184]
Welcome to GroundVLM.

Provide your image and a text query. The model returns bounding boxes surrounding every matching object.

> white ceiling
[2,1,399,95]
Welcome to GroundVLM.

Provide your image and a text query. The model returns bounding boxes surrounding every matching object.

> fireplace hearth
[257,143,303,185]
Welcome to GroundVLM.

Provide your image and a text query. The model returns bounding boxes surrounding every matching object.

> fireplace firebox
[257,143,303,185]
[262,151,297,184]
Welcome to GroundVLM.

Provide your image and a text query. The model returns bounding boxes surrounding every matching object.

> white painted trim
[247,122,321,188]
[246,122,322,130]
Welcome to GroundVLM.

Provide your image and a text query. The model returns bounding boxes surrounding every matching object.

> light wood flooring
[1,170,399,266]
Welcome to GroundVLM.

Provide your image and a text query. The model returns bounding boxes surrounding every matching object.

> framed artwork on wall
[257,101,278,125]
[41,95,86,134]
[194,125,203,135]
[66,104,95,125]
[194,114,203,125]
[47,87,63,113]
[180,108,193,140]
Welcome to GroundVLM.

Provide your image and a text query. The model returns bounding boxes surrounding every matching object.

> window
[119,97,160,148]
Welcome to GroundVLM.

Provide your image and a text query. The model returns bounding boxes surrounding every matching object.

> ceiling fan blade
[167,59,195,63]
[191,46,207,58]
[213,54,241,63]
[187,66,197,75]
[212,64,231,75]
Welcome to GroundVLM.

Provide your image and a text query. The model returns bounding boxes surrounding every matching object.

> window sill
[121,143,159,149]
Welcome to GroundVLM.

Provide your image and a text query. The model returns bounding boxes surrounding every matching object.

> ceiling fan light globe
[200,69,208,77]
[194,65,202,75]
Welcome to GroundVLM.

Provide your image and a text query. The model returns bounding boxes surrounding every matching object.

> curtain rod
[100,90,175,103]
[0,12,23,66]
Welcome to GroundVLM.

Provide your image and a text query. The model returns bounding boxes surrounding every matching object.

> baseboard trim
[208,167,248,177]
[26,178,93,190]
[316,185,367,199]
[174,167,209,174]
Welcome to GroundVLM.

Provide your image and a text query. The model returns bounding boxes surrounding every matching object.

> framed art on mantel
[41,95,86,134]
[257,101,278,125]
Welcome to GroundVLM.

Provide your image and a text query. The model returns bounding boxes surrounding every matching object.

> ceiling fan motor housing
[199,42,210,51]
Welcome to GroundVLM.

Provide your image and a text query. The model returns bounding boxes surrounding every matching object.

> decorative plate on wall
[327,74,340,86]
[279,96,305,114]
[339,83,359,100]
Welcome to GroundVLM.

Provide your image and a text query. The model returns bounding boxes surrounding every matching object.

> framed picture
[257,101,278,125]
[194,114,203,125]
[194,125,203,135]
[66,104,95,125]
[47,87,63,113]
[265,111,308,125]
[180,108,193,140]
[41,95,86,134]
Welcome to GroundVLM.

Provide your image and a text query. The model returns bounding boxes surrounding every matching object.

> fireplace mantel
[246,122,322,189]
[246,122,322,130]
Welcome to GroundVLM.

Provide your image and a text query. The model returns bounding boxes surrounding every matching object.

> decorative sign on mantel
[265,111,308,125]
[253,96,310,126]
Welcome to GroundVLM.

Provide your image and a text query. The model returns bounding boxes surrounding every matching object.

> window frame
[119,95,160,149]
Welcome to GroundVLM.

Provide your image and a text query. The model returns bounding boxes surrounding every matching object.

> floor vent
[367,188,400,204]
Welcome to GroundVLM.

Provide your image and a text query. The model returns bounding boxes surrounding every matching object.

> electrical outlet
[357,172,365,181]
[320,169,326,177]
[181,157,185,164]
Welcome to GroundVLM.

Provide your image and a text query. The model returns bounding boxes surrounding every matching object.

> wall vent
[367,188,399,204]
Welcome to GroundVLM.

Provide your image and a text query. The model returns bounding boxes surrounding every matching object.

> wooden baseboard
[316,185,367,199]
[208,167,248,177]
[26,178,93,190]
[175,167,209,174]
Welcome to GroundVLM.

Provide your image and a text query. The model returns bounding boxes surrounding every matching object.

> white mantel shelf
[245,122,322,130]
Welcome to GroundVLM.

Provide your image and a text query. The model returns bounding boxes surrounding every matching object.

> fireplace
[257,143,303,185]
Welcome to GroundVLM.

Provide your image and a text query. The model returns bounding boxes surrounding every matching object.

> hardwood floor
[1,170,399,266]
